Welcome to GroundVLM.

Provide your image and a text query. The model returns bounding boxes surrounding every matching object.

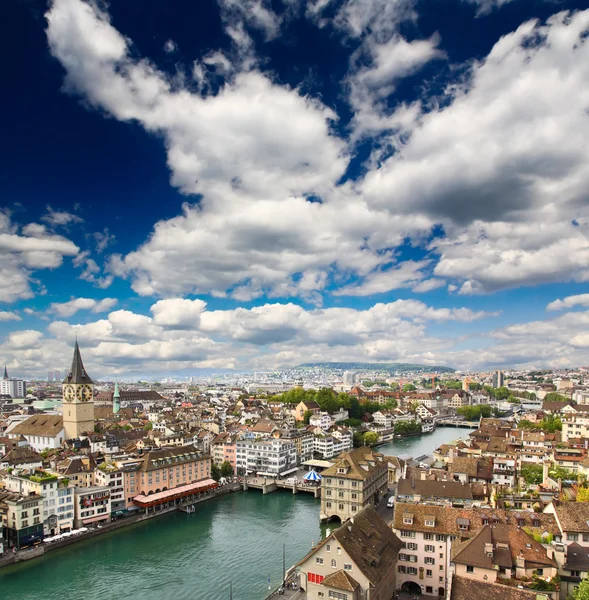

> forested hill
[296,362,455,373]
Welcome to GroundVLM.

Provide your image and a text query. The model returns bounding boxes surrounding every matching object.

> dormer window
[425,516,435,527]
[338,468,346,474]
[403,513,414,525]
[457,518,470,531]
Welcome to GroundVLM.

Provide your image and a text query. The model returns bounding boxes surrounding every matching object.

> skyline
[2,0,589,377]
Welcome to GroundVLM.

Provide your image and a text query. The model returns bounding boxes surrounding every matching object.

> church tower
[113,381,120,414]
[62,341,94,439]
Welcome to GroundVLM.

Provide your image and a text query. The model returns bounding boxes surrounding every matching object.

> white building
[4,471,75,535]
[236,438,297,477]
[343,371,356,387]
[8,415,65,452]
[373,410,394,428]
[309,412,333,430]
[74,486,111,528]
[1,367,26,398]
[93,464,126,513]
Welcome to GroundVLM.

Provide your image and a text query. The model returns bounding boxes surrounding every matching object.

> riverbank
[0,489,324,600]
[0,482,241,571]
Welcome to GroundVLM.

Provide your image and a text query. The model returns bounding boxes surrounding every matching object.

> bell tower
[62,341,95,439]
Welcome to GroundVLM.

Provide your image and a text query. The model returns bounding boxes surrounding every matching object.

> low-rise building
[93,463,126,514]
[7,415,65,452]
[297,505,402,600]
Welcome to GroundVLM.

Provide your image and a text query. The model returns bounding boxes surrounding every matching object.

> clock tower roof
[63,341,93,385]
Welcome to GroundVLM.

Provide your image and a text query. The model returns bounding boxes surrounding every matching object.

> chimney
[484,543,493,557]
[542,461,549,485]
[420,470,427,481]
[546,546,553,560]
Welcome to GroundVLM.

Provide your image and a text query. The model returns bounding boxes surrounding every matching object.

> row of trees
[272,387,396,420]
[457,405,493,421]
[211,461,234,481]
[394,420,422,435]
[518,414,562,433]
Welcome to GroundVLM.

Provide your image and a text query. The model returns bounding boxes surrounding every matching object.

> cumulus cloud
[44,0,589,303]
[0,311,21,322]
[0,212,79,302]
[41,206,83,227]
[547,294,589,312]
[50,297,118,317]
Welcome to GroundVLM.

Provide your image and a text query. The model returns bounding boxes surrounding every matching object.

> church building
[62,341,95,440]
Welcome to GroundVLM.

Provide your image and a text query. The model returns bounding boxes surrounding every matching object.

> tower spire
[63,341,93,384]
[3,366,8,380]
[113,380,120,414]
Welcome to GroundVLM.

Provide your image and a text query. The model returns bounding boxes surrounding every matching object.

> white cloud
[151,298,207,328]
[50,297,118,317]
[0,311,21,322]
[41,206,83,227]
[547,294,589,312]
[0,212,79,302]
[163,39,177,53]
[7,330,44,349]
[334,260,430,296]
[360,10,589,293]
[93,228,115,253]
[412,278,445,293]
[73,250,113,288]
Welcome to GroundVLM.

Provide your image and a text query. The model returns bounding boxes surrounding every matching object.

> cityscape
[3,0,589,599]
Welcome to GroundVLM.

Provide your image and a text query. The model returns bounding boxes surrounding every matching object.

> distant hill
[296,362,455,373]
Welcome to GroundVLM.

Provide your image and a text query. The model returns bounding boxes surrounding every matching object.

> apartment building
[320,446,388,522]
[297,506,402,600]
[93,463,126,513]
[544,501,589,548]
[451,523,558,585]
[235,438,297,477]
[3,470,75,535]
[211,432,237,470]
[562,412,589,443]
[491,457,517,487]
[74,486,111,528]
[0,490,44,550]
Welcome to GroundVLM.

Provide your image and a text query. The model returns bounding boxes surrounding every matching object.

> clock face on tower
[77,384,93,402]
[63,385,75,403]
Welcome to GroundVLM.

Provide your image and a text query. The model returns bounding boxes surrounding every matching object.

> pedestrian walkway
[266,573,304,600]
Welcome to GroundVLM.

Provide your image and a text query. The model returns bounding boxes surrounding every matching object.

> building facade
[236,438,297,476]
[320,446,388,522]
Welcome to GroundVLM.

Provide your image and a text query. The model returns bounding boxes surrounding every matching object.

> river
[0,427,471,600]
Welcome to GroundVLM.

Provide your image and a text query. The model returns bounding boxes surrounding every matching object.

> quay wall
[0,483,240,571]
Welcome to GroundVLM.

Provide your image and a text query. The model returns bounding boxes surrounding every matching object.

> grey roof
[63,341,93,385]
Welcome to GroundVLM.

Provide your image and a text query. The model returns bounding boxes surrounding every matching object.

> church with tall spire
[62,341,95,439]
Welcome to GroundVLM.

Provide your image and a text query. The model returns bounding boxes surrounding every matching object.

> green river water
[0,427,472,600]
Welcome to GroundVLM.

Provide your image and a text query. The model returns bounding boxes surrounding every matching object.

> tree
[521,464,543,485]
[518,419,536,430]
[143,422,153,431]
[571,576,589,600]
[576,487,589,502]
[220,461,233,478]
[353,432,365,447]
[544,392,569,403]
[402,384,416,392]
[394,420,422,435]
[457,405,492,421]
[363,432,379,446]
[211,463,221,481]
[303,410,313,424]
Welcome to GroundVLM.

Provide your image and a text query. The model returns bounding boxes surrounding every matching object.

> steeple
[3,366,8,380]
[113,381,120,414]
[63,341,93,384]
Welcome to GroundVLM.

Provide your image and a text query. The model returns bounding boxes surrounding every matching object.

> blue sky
[1,0,589,378]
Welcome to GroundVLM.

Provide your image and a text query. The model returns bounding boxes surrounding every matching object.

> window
[339,504,344,511]
[424,533,434,540]
[439,553,443,559]
[466,566,474,574]
[425,557,435,565]
[352,505,357,512]
[408,567,418,575]
[426,570,433,578]
[344,564,352,571]
[425,519,435,527]
[328,593,347,600]
[426,587,433,594]
[568,533,579,541]
[316,558,324,565]
[584,534,589,542]
[398,566,406,574]
[403,517,414,525]
[326,544,331,552]
[436,534,445,541]
[439,565,444,571]
[339,492,344,498]
[535,569,544,576]
[400,530,415,538]
[407,543,418,551]
[308,573,325,584]
[326,502,332,508]
[425,545,435,553]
